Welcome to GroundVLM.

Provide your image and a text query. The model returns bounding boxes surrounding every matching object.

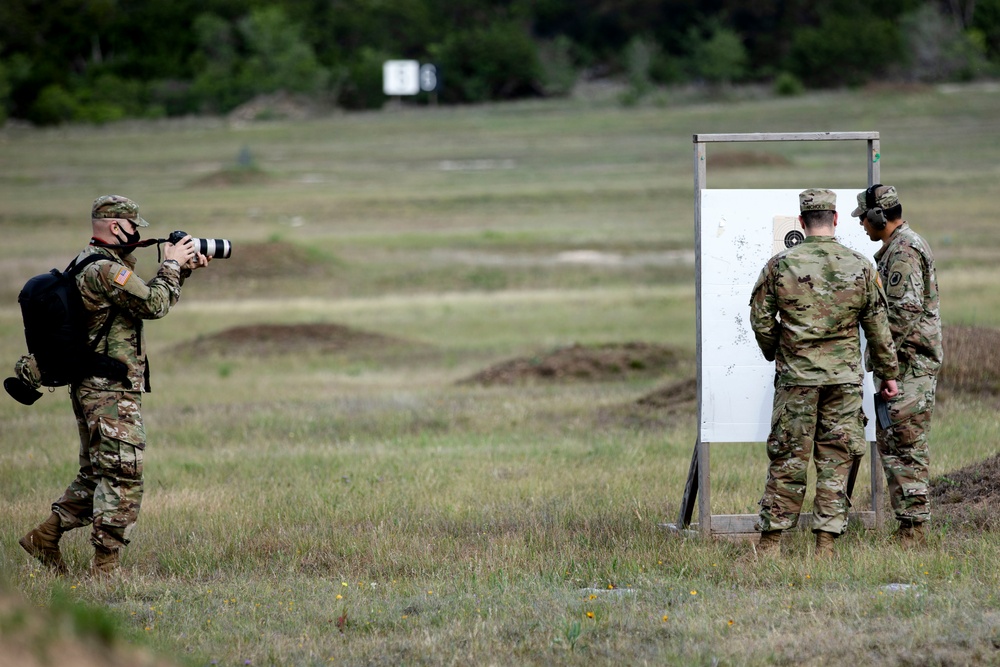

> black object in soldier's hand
[4,376,42,405]
[874,393,892,429]
[167,230,232,259]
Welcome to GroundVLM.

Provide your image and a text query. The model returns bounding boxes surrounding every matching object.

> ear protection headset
[865,183,887,230]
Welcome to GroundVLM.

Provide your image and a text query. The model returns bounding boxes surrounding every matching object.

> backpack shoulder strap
[64,253,121,352]
[64,253,107,277]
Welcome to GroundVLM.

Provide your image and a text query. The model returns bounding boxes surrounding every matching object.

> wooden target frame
[674,131,886,538]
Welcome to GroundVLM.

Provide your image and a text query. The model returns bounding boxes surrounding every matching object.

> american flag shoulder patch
[113,267,133,286]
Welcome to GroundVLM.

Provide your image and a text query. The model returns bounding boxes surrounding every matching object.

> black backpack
[12,255,128,392]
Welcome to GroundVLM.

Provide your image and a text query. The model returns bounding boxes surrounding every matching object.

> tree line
[0,0,997,125]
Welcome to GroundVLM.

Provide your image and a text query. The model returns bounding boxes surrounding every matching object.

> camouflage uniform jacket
[873,223,943,377]
[74,246,184,392]
[750,235,898,386]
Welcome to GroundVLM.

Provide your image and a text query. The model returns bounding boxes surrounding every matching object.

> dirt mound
[459,342,682,386]
[931,453,1000,531]
[636,377,698,411]
[938,325,1000,396]
[190,166,272,188]
[227,91,318,123]
[177,322,404,357]
[588,377,697,431]
[710,151,793,168]
[0,590,179,667]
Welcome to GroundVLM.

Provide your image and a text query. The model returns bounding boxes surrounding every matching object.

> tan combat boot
[896,522,927,548]
[90,545,121,577]
[814,531,836,559]
[19,512,68,575]
[756,530,782,556]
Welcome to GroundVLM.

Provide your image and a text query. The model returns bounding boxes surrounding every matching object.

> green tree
[190,13,245,114]
[0,59,10,125]
[786,11,901,87]
[689,22,749,86]
[190,7,330,114]
[237,6,330,95]
[284,0,441,71]
[537,35,578,97]
[29,84,79,125]
[624,36,655,96]
[902,3,989,81]
[337,48,389,110]
[973,0,1000,62]
[429,21,543,103]
[619,36,657,105]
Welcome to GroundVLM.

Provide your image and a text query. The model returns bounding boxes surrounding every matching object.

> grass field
[2,83,1000,666]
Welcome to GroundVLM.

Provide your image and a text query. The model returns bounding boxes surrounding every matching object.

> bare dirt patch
[188,166,272,188]
[175,322,407,358]
[931,453,1000,531]
[938,325,1000,397]
[458,342,684,386]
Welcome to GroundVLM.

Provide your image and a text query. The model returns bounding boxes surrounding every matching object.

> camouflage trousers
[876,372,936,525]
[52,386,146,550]
[757,383,866,535]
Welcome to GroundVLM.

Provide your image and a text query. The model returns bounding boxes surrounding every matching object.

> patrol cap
[851,185,899,217]
[799,188,836,212]
[91,194,149,227]
[851,191,868,218]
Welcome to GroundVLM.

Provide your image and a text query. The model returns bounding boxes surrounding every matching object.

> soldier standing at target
[853,184,942,547]
[749,189,899,558]
[17,195,209,576]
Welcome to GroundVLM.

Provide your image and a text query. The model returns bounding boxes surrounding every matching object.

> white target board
[699,189,879,443]
[383,60,420,95]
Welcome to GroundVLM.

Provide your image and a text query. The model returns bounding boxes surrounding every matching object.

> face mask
[115,223,141,247]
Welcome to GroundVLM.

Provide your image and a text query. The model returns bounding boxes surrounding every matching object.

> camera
[167,230,232,259]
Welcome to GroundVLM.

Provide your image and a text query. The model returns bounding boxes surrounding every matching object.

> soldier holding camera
[854,185,942,547]
[18,194,210,576]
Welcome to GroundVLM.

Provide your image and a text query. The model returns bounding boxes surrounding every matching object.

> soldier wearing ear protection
[853,184,943,547]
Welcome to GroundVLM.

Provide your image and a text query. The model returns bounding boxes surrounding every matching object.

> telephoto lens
[167,230,232,259]
[192,237,232,259]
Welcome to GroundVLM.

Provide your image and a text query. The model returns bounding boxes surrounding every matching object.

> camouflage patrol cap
[851,191,868,218]
[799,188,836,212]
[850,185,899,217]
[91,194,149,227]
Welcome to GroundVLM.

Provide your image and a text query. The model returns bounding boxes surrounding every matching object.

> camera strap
[90,237,171,262]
